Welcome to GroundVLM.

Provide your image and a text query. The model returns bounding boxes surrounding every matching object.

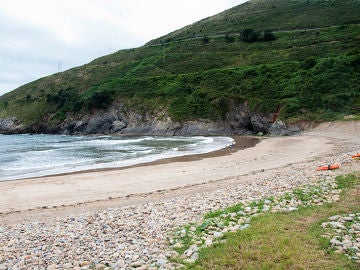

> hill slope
[0,0,359,135]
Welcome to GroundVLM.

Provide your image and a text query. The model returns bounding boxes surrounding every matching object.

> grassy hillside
[150,0,360,44]
[0,0,359,125]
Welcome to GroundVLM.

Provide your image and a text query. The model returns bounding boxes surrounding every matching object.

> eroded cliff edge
[0,103,301,136]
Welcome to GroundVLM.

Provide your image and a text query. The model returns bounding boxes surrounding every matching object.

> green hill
[0,0,359,132]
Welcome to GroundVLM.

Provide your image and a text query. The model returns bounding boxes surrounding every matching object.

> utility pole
[58,61,62,73]
[162,44,165,64]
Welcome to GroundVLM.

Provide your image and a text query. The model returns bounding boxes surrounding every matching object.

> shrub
[85,90,114,109]
[241,28,258,42]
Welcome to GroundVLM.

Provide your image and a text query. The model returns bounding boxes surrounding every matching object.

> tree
[263,30,276,41]
[225,34,235,43]
[202,35,209,44]
[240,28,258,42]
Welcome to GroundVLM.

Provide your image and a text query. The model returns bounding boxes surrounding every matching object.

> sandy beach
[1,121,359,225]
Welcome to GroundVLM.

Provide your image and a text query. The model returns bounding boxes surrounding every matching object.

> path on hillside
[146,25,347,47]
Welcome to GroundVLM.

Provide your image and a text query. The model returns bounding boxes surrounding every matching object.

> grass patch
[205,203,245,219]
[336,174,360,190]
[182,174,360,269]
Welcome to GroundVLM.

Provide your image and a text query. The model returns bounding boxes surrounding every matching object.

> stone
[205,239,212,246]
[0,117,24,134]
[190,252,199,261]
[172,242,183,249]
[84,113,116,134]
[273,120,301,136]
[130,261,143,267]
[156,259,167,266]
[63,263,73,269]
[240,224,249,230]
[111,120,127,133]
[79,261,90,267]
[183,258,196,264]
[184,249,194,257]
[213,232,223,238]
[343,216,353,222]
[47,264,58,270]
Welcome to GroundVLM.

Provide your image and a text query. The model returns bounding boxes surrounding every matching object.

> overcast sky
[0,0,248,96]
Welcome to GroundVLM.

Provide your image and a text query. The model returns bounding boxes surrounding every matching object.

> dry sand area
[0,121,359,224]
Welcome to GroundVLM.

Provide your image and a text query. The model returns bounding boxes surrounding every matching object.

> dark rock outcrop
[0,103,302,136]
[0,117,25,134]
[269,120,302,136]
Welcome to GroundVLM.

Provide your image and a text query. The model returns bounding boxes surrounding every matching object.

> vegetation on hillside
[0,0,359,125]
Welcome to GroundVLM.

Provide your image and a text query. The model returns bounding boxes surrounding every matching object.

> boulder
[0,117,24,134]
[84,113,116,134]
[111,120,127,133]
[269,120,302,136]
[250,114,271,134]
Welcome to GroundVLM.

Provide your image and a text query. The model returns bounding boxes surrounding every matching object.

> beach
[0,121,359,269]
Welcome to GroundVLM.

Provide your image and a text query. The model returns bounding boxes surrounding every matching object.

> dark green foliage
[46,87,83,113]
[0,0,359,124]
[84,89,115,109]
[263,30,276,41]
[302,57,317,69]
[25,95,32,102]
[202,35,209,44]
[225,34,235,43]
[241,28,258,42]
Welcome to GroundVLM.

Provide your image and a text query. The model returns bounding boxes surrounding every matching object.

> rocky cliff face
[0,117,25,134]
[0,103,301,136]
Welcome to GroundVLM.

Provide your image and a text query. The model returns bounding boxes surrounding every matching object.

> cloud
[0,0,248,96]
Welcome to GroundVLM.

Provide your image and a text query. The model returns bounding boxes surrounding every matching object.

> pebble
[0,148,357,269]
[322,213,360,261]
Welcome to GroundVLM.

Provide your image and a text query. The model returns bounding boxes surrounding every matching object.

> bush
[302,57,317,69]
[85,90,114,109]
[202,36,209,44]
[263,30,276,41]
[225,34,235,43]
[241,28,258,42]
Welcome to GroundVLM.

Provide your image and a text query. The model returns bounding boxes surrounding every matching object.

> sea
[0,134,233,181]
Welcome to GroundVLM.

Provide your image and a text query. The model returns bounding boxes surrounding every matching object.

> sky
[0,0,248,96]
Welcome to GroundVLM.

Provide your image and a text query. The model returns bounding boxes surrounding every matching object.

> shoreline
[0,122,359,224]
[0,136,260,224]
[0,136,259,183]
[0,121,359,269]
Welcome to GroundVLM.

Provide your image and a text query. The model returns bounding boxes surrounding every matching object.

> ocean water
[0,134,233,181]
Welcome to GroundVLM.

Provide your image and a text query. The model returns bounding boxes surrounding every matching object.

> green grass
[205,203,245,219]
[150,0,360,43]
[192,174,360,269]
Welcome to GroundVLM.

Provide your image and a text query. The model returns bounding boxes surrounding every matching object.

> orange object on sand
[351,153,360,159]
[316,164,340,171]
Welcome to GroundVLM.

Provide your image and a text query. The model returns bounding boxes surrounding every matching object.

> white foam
[0,135,234,181]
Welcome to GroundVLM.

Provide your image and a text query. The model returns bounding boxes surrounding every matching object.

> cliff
[0,103,300,136]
